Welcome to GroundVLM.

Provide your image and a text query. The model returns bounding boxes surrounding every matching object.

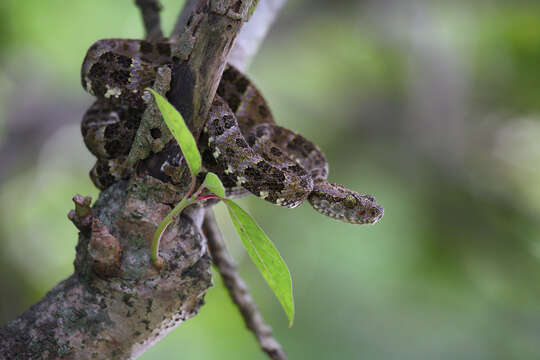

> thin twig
[203,210,287,360]
[170,0,199,37]
[135,0,164,41]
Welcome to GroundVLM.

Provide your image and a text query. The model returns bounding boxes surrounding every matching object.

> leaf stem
[186,174,197,198]
[151,179,224,269]
[197,194,221,202]
[151,195,196,269]
[151,171,227,269]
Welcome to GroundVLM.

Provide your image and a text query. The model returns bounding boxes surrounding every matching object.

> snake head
[342,193,384,225]
[308,183,384,225]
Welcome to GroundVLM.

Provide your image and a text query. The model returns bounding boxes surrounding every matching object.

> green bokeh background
[1,1,540,359]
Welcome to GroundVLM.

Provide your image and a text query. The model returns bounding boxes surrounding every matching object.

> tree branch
[204,210,287,360]
[135,0,164,41]
[167,0,255,138]
[0,180,212,359]
[171,0,199,36]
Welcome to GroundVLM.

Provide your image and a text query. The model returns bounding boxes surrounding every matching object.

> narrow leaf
[147,88,201,176]
[225,200,294,326]
[202,172,226,198]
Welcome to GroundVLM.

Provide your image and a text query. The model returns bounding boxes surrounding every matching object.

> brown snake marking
[81,38,384,224]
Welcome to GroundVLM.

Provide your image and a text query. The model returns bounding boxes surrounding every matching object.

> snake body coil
[81,38,383,224]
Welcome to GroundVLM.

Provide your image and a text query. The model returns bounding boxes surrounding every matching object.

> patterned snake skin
[81,38,383,224]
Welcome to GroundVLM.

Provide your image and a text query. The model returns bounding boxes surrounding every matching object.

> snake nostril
[150,128,161,139]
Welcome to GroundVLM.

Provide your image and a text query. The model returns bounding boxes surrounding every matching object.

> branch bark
[167,0,254,138]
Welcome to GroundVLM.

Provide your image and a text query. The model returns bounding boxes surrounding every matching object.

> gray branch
[135,0,164,41]
[204,210,287,360]
[167,0,256,138]
[171,0,199,36]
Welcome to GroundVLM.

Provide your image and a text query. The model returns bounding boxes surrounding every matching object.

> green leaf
[202,172,226,198]
[225,200,294,326]
[147,88,201,176]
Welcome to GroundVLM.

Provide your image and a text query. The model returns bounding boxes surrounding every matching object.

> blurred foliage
[1,1,540,359]
[469,5,540,110]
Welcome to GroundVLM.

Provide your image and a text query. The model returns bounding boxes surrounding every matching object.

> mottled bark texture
[167,0,256,139]
[0,1,255,359]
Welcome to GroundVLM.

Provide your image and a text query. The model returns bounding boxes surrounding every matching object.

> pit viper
[81,38,383,224]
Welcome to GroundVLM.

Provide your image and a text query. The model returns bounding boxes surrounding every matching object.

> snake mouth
[360,205,384,224]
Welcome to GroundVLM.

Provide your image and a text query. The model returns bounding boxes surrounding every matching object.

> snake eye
[369,208,380,217]
[344,195,357,209]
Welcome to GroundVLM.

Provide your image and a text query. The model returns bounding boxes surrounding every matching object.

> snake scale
[81,38,383,224]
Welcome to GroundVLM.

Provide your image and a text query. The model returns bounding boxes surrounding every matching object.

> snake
[81,38,384,225]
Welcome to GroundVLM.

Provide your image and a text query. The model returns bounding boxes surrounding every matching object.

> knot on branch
[68,194,93,233]
[89,218,122,278]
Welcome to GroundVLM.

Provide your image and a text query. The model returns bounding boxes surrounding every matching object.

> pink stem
[197,194,220,202]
